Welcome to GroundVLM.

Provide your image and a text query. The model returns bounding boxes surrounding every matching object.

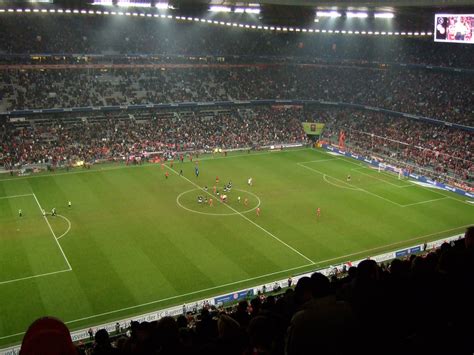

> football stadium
[0,0,473,354]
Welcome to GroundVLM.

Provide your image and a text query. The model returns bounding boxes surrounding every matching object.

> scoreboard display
[302,122,325,136]
[435,14,474,44]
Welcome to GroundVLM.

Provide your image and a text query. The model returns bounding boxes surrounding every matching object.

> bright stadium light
[235,6,260,13]
[245,8,260,14]
[374,12,394,19]
[209,5,231,13]
[316,11,341,18]
[155,2,169,9]
[92,0,116,5]
[347,12,368,18]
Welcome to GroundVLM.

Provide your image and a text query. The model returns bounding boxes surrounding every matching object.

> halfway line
[32,193,73,271]
[166,165,315,265]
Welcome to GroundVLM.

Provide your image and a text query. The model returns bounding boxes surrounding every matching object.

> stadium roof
[192,0,473,7]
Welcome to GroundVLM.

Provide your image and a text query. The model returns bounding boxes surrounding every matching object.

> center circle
[176,188,261,216]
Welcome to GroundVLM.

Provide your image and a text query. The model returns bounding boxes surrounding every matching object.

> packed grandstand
[0,3,473,355]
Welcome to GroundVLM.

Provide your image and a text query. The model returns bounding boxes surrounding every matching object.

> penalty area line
[0,193,34,200]
[0,224,470,340]
[297,162,404,207]
[0,268,71,286]
[55,214,72,240]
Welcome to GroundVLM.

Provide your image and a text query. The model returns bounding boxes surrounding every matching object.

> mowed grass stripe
[0,196,69,281]
[0,148,472,347]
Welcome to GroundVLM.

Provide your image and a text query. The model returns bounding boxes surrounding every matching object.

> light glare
[347,12,368,18]
[316,11,341,18]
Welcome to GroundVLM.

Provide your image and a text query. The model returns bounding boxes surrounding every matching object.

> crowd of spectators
[1,105,472,187]
[19,227,474,355]
[1,64,473,125]
[0,13,473,68]
[0,107,306,169]
[318,109,473,186]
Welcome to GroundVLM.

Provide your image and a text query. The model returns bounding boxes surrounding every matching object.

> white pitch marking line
[400,179,473,206]
[401,197,448,207]
[0,223,470,340]
[176,188,261,216]
[310,223,472,265]
[32,193,72,270]
[0,262,315,339]
[0,193,34,200]
[62,262,315,325]
[323,174,359,190]
[350,167,411,188]
[55,214,72,240]
[0,147,311,182]
[313,149,473,207]
[0,269,71,286]
[298,162,403,206]
[166,165,315,265]
[296,158,339,164]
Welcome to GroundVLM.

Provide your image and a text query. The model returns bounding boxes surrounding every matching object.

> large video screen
[434,14,474,44]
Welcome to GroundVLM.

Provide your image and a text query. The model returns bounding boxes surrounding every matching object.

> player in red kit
[209,198,213,207]
[165,171,169,179]
[316,207,321,218]
[216,176,219,184]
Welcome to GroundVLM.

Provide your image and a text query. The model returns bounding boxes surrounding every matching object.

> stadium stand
[0,14,472,68]
[1,9,473,355]
[0,65,472,125]
[1,105,472,187]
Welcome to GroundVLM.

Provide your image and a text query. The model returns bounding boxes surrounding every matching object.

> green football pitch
[0,147,472,346]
